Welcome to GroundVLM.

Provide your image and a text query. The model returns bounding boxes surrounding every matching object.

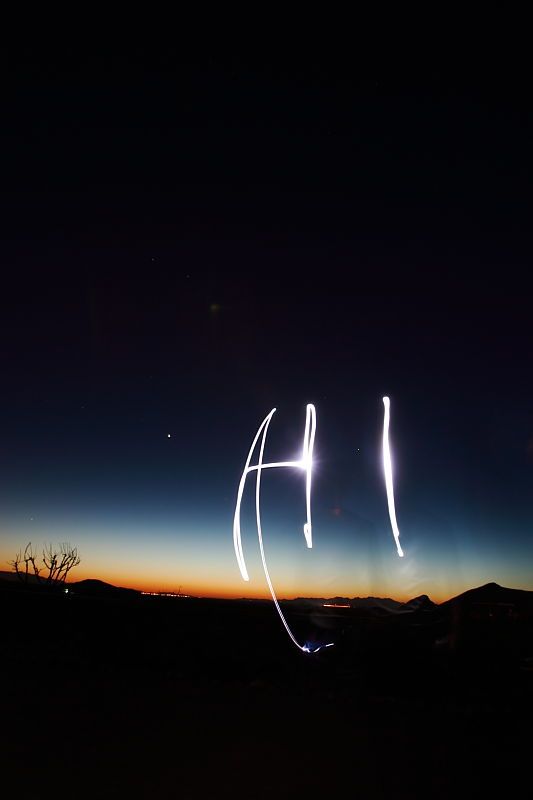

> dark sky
[0,47,532,599]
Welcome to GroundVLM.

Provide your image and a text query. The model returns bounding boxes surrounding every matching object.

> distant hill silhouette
[69,579,140,598]
[288,596,406,614]
[440,582,533,619]
[288,584,533,617]
[0,572,140,597]
[441,581,533,606]
[0,570,41,584]
[398,594,436,613]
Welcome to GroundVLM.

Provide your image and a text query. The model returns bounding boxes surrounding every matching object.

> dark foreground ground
[1,584,532,799]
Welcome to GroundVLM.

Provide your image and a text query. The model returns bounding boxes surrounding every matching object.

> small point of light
[167,434,171,438]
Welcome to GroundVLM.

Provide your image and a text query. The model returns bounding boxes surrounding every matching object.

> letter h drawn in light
[233,404,332,652]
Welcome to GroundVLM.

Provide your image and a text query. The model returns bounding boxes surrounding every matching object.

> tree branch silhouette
[8,542,81,585]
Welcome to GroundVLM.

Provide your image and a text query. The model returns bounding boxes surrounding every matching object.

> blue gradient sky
[1,54,532,602]
[1,389,532,602]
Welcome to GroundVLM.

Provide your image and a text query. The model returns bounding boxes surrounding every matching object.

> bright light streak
[382,396,404,558]
[303,642,335,653]
[233,404,315,582]
[302,403,316,548]
[233,404,333,653]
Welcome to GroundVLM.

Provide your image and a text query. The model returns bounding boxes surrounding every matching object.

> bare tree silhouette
[9,542,81,585]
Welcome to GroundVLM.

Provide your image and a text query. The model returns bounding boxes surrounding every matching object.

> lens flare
[382,396,404,558]
[233,404,333,653]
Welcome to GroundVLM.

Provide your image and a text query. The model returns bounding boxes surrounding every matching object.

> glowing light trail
[382,396,404,557]
[233,404,332,653]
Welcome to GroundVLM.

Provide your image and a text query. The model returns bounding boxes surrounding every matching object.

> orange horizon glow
[2,539,532,607]
[55,565,480,605]
[0,560,527,605]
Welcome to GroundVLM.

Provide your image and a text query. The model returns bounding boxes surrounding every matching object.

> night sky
[1,49,532,601]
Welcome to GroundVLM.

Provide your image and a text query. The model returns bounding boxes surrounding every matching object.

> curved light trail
[382,396,405,558]
[233,404,332,653]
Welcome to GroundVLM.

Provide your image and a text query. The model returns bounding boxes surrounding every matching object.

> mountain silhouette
[397,594,436,613]
[441,582,533,610]
[69,579,140,597]
[290,595,410,614]
[0,570,41,585]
